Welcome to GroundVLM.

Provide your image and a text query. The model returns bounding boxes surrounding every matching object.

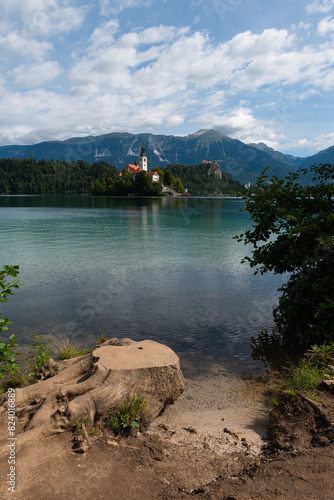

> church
[123,143,160,182]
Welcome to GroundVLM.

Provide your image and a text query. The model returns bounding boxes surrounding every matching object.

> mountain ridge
[0,130,333,184]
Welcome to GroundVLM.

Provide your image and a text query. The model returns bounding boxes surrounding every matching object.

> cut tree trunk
[0,339,184,454]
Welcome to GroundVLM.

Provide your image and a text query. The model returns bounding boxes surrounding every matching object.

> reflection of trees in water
[251,329,304,371]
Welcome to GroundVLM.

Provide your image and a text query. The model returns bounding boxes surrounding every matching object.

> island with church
[91,142,186,196]
[123,142,161,184]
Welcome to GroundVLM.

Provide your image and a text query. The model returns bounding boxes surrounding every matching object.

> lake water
[0,195,286,373]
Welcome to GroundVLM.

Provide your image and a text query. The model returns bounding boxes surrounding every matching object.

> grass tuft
[55,336,89,360]
[105,395,147,434]
[287,362,323,393]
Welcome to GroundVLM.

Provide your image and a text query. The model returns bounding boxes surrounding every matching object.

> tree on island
[161,169,185,193]
[133,170,162,196]
[236,164,334,347]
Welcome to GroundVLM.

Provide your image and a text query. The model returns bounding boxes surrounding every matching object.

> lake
[0,195,286,373]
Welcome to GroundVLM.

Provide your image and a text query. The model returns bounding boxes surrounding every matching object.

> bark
[0,339,184,454]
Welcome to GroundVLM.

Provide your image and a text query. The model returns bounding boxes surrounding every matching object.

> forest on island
[91,168,163,196]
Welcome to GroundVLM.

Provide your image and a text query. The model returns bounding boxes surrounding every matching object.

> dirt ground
[1,356,334,500]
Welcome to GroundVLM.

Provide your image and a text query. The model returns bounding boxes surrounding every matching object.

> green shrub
[0,265,20,378]
[307,343,334,371]
[236,164,334,346]
[105,395,147,433]
[28,333,53,374]
[287,362,323,393]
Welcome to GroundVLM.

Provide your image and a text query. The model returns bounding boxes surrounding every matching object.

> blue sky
[0,0,334,156]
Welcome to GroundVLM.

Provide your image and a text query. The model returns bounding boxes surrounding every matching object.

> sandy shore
[1,350,333,500]
[150,355,271,456]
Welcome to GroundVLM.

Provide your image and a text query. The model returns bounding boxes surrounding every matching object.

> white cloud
[165,115,185,129]
[226,29,295,59]
[297,22,312,30]
[306,0,334,14]
[69,25,194,99]
[87,19,120,51]
[99,0,152,16]
[0,0,87,37]
[281,133,334,154]
[313,131,334,150]
[194,107,285,148]
[28,5,86,37]
[0,32,53,60]
[317,16,334,34]
[1,16,334,153]
[10,61,62,89]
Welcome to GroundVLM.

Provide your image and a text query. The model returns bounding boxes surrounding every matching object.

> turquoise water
[0,195,285,369]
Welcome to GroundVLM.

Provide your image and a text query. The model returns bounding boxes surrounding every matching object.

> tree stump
[0,339,184,454]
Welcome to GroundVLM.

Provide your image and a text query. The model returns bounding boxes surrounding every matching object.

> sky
[0,0,334,156]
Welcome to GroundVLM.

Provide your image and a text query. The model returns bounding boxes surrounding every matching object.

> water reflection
[251,329,305,371]
[0,195,286,374]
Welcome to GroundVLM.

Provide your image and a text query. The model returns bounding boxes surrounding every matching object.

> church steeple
[139,141,147,171]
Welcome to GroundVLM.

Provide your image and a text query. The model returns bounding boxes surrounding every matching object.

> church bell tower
[139,142,148,171]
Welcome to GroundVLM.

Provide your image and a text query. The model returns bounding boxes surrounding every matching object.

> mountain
[247,142,303,168]
[0,130,333,185]
[299,145,334,169]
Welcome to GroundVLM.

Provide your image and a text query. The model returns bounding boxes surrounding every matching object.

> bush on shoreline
[236,164,334,347]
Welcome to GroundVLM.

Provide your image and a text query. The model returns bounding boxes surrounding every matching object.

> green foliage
[0,158,115,195]
[28,333,53,374]
[133,170,162,196]
[105,395,147,433]
[310,343,334,358]
[72,416,92,436]
[0,363,31,394]
[89,426,101,437]
[236,164,334,346]
[91,168,163,196]
[0,335,19,379]
[287,362,323,393]
[56,337,88,360]
[0,265,20,378]
[306,343,334,371]
[269,341,334,403]
[270,396,278,407]
[171,176,185,193]
[0,265,19,331]
[162,169,173,186]
[98,334,108,344]
[165,164,245,195]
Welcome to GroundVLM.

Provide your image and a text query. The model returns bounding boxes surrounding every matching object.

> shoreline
[1,346,333,499]
[153,356,271,453]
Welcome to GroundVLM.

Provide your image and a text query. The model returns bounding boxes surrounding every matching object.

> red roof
[125,164,142,174]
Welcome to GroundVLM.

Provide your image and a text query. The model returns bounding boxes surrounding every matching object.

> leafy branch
[0,265,20,378]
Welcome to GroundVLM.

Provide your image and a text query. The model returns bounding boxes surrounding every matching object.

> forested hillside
[0,157,244,196]
[165,164,245,195]
[0,158,115,194]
